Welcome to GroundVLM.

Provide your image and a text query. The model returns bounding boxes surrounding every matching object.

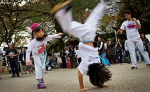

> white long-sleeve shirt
[26,34,61,62]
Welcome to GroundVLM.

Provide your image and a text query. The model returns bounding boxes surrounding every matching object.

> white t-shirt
[120,20,141,39]
[78,42,100,75]
[57,57,62,63]
[76,50,81,58]
[26,34,61,62]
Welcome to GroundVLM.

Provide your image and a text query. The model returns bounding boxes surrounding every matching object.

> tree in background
[0,0,101,53]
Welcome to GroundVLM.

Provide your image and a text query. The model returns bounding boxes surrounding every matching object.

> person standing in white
[26,23,63,89]
[117,10,150,69]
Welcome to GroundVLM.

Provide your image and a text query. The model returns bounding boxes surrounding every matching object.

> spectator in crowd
[0,48,3,79]
[97,35,105,55]
[107,44,116,64]
[104,39,109,50]
[53,55,58,68]
[115,38,123,64]
[46,51,52,64]
[57,55,62,68]
[6,43,19,77]
[97,35,110,65]
[141,33,149,51]
[68,45,76,68]
[76,46,81,65]
[19,48,27,75]
[60,49,67,68]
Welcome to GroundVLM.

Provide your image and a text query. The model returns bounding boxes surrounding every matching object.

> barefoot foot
[80,88,90,91]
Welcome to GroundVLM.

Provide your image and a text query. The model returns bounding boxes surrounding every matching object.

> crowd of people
[97,34,150,66]
[0,44,34,79]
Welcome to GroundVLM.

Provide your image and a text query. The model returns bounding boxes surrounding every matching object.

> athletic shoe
[37,83,47,89]
[51,0,72,13]
[146,64,150,67]
[11,75,15,78]
[131,66,138,69]
[17,73,20,77]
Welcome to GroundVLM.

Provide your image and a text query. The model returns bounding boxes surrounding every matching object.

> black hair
[32,26,48,41]
[94,34,102,42]
[21,48,26,53]
[87,63,112,87]
[124,10,132,16]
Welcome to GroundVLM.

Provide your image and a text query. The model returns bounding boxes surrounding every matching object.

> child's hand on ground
[26,61,32,66]
[58,33,63,36]
[80,88,90,91]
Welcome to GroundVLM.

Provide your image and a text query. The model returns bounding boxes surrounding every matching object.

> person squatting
[52,0,112,91]
[26,23,63,89]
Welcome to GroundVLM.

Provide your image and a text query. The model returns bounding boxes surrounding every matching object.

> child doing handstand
[52,0,112,91]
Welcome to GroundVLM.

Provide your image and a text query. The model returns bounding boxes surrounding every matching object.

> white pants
[55,3,106,40]
[33,57,45,79]
[127,38,150,67]
[136,51,141,62]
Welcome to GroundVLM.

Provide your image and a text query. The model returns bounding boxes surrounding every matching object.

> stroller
[45,61,52,71]
[27,65,34,74]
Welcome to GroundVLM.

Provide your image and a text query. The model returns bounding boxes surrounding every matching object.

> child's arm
[78,69,90,91]
[46,33,63,41]
[26,42,33,65]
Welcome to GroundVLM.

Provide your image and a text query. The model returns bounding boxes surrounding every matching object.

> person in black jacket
[97,35,111,65]
[115,38,123,64]
[60,49,67,68]
[19,48,27,74]
[6,43,19,77]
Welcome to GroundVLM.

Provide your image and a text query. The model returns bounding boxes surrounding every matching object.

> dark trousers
[108,55,116,64]
[77,58,81,64]
[10,62,19,75]
[60,63,62,68]
[70,56,76,68]
[116,50,122,63]
[61,57,67,68]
